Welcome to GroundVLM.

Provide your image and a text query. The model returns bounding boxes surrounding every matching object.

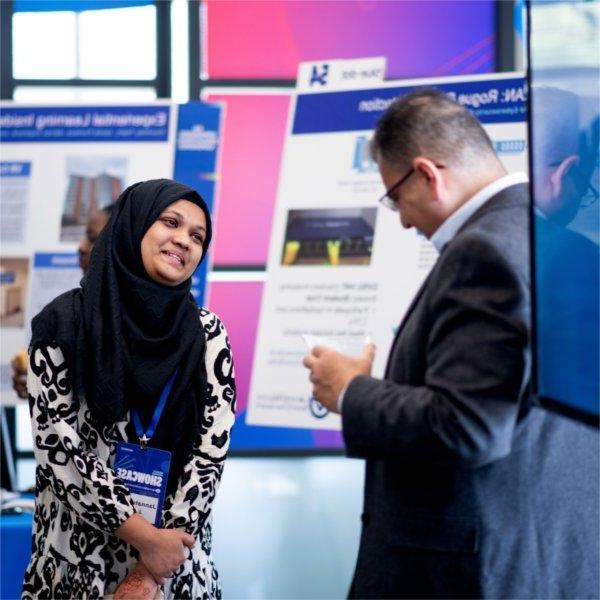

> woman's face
[141,199,207,286]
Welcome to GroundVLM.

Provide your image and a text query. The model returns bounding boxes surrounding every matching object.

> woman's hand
[114,513,195,584]
[138,528,195,583]
[114,562,158,600]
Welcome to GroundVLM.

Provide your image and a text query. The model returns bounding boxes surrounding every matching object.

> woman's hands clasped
[138,527,195,584]
[114,513,195,585]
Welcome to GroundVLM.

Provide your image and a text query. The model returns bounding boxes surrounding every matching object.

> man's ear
[412,157,446,201]
[550,155,579,198]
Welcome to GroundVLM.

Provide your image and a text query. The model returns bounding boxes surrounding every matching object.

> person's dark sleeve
[342,234,530,468]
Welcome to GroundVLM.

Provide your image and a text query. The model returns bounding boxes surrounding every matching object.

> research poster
[0,102,222,399]
[247,62,528,430]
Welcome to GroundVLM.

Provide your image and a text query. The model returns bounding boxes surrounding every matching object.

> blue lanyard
[132,369,178,449]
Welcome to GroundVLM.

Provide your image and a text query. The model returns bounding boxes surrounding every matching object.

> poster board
[0,101,222,402]
[245,61,528,433]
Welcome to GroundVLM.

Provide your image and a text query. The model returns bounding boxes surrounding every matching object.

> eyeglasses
[378,164,445,211]
[378,169,414,211]
[569,164,598,209]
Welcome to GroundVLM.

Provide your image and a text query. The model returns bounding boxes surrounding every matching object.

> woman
[22,179,235,599]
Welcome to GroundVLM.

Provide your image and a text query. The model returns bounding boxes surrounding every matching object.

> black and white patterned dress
[22,309,235,600]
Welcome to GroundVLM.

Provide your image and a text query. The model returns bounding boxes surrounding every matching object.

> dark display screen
[528,0,599,423]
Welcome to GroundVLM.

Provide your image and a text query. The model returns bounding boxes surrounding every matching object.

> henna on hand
[114,568,158,600]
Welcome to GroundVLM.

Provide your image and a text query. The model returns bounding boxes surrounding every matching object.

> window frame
[0,0,171,100]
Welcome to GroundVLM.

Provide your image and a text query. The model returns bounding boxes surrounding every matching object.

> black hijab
[31,179,213,495]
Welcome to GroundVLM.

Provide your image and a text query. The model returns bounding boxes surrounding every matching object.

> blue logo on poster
[0,161,31,177]
[309,396,329,419]
[310,64,329,87]
[177,124,218,152]
[494,139,526,154]
[0,272,15,284]
[352,136,378,173]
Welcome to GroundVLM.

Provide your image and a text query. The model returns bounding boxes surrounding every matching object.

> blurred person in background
[10,205,114,399]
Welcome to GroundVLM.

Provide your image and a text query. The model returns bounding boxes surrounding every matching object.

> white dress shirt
[430,171,529,253]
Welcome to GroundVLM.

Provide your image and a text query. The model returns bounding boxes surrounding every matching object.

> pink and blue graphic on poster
[204,92,291,269]
[203,0,495,80]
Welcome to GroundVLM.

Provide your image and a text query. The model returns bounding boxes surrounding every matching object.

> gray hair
[371,89,497,171]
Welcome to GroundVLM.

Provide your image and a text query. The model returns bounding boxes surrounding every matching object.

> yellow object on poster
[327,240,341,265]
[282,240,301,265]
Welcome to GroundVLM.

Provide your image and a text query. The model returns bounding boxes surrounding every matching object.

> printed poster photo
[281,207,377,267]
[0,257,29,328]
[60,156,127,242]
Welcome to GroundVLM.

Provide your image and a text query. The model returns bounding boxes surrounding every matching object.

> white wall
[212,456,364,599]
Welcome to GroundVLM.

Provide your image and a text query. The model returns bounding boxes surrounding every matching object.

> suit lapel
[383,263,437,378]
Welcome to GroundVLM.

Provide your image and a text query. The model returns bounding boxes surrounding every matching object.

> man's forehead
[88,212,109,232]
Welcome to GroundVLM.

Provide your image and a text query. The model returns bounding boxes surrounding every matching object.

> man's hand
[303,343,375,413]
[114,562,158,600]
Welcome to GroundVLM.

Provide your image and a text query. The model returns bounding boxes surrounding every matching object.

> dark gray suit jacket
[343,184,599,599]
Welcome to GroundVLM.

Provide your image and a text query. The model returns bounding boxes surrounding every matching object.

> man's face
[534,156,583,225]
[78,211,110,272]
[378,159,431,233]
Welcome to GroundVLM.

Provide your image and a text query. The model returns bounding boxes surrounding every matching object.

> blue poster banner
[0,162,31,177]
[0,106,170,143]
[172,102,223,306]
[293,77,527,134]
[34,253,79,269]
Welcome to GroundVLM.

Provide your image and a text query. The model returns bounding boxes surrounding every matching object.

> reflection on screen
[529,0,599,420]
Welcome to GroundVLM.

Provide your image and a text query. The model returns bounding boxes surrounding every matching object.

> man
[10,206,113,397]
[77,206,113,272]
[304,90,599,598]
[531,86,599,408]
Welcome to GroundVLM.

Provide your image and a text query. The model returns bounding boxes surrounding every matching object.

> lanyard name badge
[114,370,177,526]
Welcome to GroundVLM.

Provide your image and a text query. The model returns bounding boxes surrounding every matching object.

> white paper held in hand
[302,334,372,355]
[301,334,342,353]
